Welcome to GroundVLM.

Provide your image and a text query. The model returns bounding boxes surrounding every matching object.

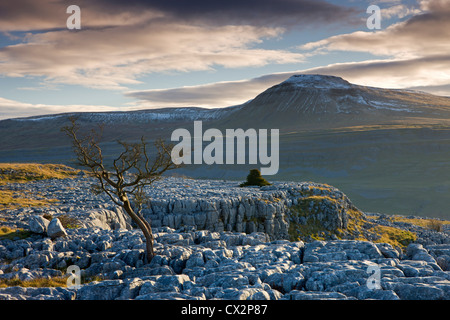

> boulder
[264,272,305,293]
[28,215,50,234]
[47,218,67,239]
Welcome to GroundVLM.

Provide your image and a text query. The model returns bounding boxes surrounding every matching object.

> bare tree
[62,117,179,263]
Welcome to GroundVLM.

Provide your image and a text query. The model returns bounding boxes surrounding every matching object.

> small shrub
[240,169,271,187]
[427,219,443,232]
[58,214,81,229]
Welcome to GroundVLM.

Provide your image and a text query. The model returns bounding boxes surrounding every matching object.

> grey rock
[47,218,67,239]
[436,255,450,271]
[76,280,126,300]
[398,260,435,277]
[264,272,305,293]
[84,208,132,231]
[212,275,249,289]
[303,240,383,263]
[304,266,368,292]
[28,215,50,234]
[376,243,400,259]
[285,290,349,300]
[392,283,445,300]
[118,278,146,300]
[185,252,205,268]
[138,275,190,295]
[136,291,204,300]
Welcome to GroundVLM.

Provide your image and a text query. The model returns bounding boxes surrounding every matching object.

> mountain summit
[280,74,353,89]
[221,74,450,129]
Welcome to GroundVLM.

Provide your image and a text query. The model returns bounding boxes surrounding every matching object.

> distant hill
[218,74,450,129]
[1,74,450,218]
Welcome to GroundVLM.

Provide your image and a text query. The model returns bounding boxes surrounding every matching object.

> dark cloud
[90,0,358,27]
[0,0,358,32]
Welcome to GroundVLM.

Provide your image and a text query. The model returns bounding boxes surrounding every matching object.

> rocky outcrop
[81,208,133,231]
[1,175,449,300]
[138,179,363,242]
[2,226,449,300]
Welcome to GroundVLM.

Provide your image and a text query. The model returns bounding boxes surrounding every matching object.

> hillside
[1,74,450,218]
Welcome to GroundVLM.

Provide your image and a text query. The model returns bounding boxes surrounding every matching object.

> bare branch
[61,118,179,263]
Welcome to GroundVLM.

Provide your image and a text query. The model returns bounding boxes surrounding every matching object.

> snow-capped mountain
[220,74,450,129]
[2,74,450,150]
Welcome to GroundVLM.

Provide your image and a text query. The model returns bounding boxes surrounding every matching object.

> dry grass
[382,215,450,230]
[0,276,69,288]
[0,226,32,240]
[426,219,444,232]
[371,225,417,248]
[43,214,81,229]
[0,189,58,210]
[0,163,80,210]
[0,163,80,185]
[0,274,105,288]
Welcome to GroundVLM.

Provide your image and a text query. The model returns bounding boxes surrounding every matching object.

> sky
[0,0,449,120]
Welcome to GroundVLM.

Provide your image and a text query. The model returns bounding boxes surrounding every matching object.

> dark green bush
[240,169,271,187]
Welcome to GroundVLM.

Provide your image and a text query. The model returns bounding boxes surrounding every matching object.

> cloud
[381,4,422,19]
[90,0,358,28]
[125,73,298,108]
[0,0,358,90]
[297,55,450,89]
[0,0,160,31]
[0,23,304,90]
[301,0,450,59]
[0,97,122,120]
[124,0,450,110]
[126,53,450,109]
[296,0,450,93]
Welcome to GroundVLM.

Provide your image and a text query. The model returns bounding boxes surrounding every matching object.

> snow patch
[282,74,353,89]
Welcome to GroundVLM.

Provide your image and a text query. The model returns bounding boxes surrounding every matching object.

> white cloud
[381,4,421,19]
[126,54,450,110]
[125,73,297,108]
[0,97,123,120]
[295,0,450,93]
[0,23,303,90]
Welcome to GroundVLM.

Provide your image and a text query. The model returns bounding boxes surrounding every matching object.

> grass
[0,276,69,288]
[371,225,417,248]
[0,274,105,288]
[0,189,58,210]
[0,163,80,185]
[389,215,449,231]
[0,226,32,240]
[288,195,342,241]
[426,219,444,232]
[43,214,81,229]
[288,193,418,250]
[0,163,80,210]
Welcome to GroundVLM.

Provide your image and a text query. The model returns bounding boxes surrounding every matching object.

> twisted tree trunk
[122,197,154,262]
